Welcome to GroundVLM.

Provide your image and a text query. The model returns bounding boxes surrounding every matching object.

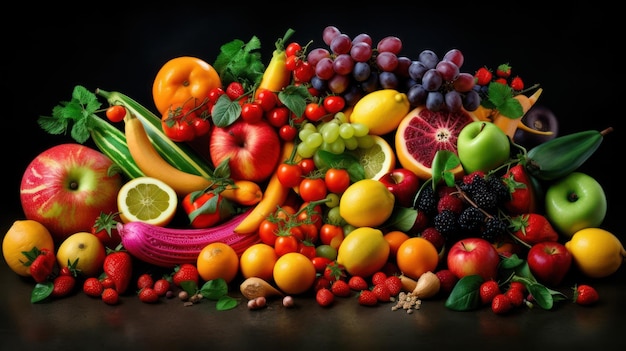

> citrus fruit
[564,228,626,278]
[395,105,478,180]
[197,242,240,284]
[339,179,395,228]
[348,89,411,135]
[384,230,410,258]
[117,176,178,226]
[239,243,277,282]
[395,237,439,280]
[56,232,106,277]
[273,252,316,295]
[2,220,55,277]
[351,135,396,180]
[336,227,390,278]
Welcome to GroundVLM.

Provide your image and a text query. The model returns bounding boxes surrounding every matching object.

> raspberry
[437,194,464,214]
[435,269,459,296]
[420,227,445,252]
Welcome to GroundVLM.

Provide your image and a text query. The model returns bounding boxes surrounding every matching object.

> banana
[234,141,294,235]
[124,114,212,197]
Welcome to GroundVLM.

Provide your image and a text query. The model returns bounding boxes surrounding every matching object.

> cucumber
[90,114,144,179]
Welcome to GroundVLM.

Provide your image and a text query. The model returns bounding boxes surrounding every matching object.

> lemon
[56,232,106,277]
[117,176,178,227]
[564,228,626,278]
[349,89,410,136]
[2,220,55,277]
[339,179,395,228]
[336,227,390,278]
[352,135,396,180]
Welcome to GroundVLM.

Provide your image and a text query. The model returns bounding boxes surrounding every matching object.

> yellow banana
[234,141,294,235]
[125,114,212,197]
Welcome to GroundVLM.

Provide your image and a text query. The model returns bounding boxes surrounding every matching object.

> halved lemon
[351,135,396,180]
[117,177,178,227]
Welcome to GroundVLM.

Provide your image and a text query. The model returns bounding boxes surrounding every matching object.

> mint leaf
[200,278,229,300]
[213,37,264,88]
[481,81,523,119]
[216,296,238,311]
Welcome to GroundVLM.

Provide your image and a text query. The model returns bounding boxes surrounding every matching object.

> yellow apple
[56,232,106,277]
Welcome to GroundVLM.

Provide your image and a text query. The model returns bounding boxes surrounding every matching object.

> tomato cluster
[161,98,213,142]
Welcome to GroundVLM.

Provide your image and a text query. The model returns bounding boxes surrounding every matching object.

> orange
[239,243,278,282]
[273,252,316,295]
[197,242,239,284]
[56,232,106,277]
[384,230,410,258]
[395,237,439,280]
[2,220,55,277]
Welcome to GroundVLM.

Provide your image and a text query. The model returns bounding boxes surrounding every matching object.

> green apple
[544,172,607,238]
[456,121,511,174]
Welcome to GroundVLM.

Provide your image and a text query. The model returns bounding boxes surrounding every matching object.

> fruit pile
[3,26,623,315]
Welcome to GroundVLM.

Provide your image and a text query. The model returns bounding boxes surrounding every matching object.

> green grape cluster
[296,112,375,158]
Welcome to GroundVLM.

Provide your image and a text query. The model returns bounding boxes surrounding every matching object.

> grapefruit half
[395,106,479,180]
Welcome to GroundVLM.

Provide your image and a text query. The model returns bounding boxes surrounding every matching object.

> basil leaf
[444,275,483,311]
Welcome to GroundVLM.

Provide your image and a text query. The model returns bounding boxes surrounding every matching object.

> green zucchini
[525,127,613,181]
[90,116,145,179]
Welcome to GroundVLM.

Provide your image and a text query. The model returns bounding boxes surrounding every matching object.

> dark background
[4,4,620,220]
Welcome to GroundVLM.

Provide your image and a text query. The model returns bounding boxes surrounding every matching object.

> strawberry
[225,81,245,100]
[91,211,122,249]
[358,290,378,306]
[331,279,351,297]
[101,288,119,305]
[83,277,104,297]
[496,63,511,78]
[491,293,513,314]
[505,287,525,307]
[316,287,334,307]
[510,76,524,91]
[573,284,599,306]
[384,275,403,296]
[314,276,331,291]
[172,263,199,288]
[435,269,458,296]
[137,273,154,290]
[371,271,387,286]
[103,249,133,294]
[474,67,492,86]
[372,283,391,302]
[509,213,559,245]
[348,276,369,291]
[51,275,76,298]
[479,280,501,305]
[138,287,159,303]
[323,261,346,282]
[508,281,527,295]
[502,164,534,215]
[495,77,508,85]
[420,227,446,253]
[437,194,464,214]
[101,276,115,289]
[28,248,56,283]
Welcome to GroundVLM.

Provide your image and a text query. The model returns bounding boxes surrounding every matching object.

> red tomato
[162,119,195,142]
[279,124,298,142]
[298,202,324,230]
[285,42,302,57]
[105,105,126,123]
[274,235,299,257]
[255,88,278,111]
[267,106,290,128]
[319,223,344,246]
[277,163,303,188]
[298,242,317,259]
[298,158,316,175]
[285,55,300,71]
[192,117,211,137]
[241,102,264,123]
[299,178,328,202]
[258,219,279,246]
[304,102,328,122]
[324,168,351,194]
[207,87,225,104]
[182,192,224,229]
[323,96,346,114]
[311,256,333,273]
[294,61,315,82]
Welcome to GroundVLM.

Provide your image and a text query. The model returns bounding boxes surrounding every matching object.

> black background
[4,4,621,221]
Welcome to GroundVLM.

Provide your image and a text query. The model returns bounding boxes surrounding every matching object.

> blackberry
[472,190,498,212]
[415,185,438,217]
[458,206,485,234]
[487,175,510,205]
[482,217,508,242]
[433,209,459,241]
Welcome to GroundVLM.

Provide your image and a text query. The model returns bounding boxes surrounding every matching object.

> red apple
[378,168,420,208]
[209,119,281,183]
[446,237,501,281]
[20,143,123,242]
[527,241,572,287]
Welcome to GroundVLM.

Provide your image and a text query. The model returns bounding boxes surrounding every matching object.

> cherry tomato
[274,235,299,257]
[285,42,302,58]
[285,55,300,71]
[319,223,345,247]
[207,87,225,104]
[162,119,195,142]
[192,117,211,137]
[299,178,328,202]
[182,192,225,229]
[277,163,303,188]
[298,158,316,175]
[105,105,126,123]
[311,256,333,273]
[241,102,264,123]
[325,168,351,194]
[258,219,279,246]
[305,102,328,122]
[267,106,290,128]
[294,61,315,82]
[298,242,317,260]
[323,96,346,114]
[279,124,298,142]
[298,202,324,230]
[288,226,304,241]
[254,88,278,112]
[298,223,319,243]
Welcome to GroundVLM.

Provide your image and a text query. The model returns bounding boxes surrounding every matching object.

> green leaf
[383,207,418,232]
[444,275,483,311]
[181,280,198,295]
[200,278,229,300]
[527,283,554,310]
[31,282,53,303]
[211,95,242,127]
[431,150,461,187]
[313,149,364,182]
[278,85,310,118]
[498,97,524,119]
[213,37,264,88]
[216,296,239,311]
[482,82,523,119]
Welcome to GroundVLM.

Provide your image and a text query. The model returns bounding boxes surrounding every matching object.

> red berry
[153,279,171,297]
[573,284,599,306]
[491,293,513,314]
[51,275,76,298]
[384,276,403,296]
[496,63,512,78]
[420,227,446,253]
[479,280,501,305]
[510,76,524,91]
[371,271,387,286]
[83,277,104,297]
[137,273,154,290]
[316,288,335,307]
[348,276,369,291]
[435,269,459,296]
[331,280,351,297]
[358,290,378,306]
[102,288,119,305]
[372,283,391,302]
[138,287,159,303]
[505,287,525,307]
[474,67,492,86]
